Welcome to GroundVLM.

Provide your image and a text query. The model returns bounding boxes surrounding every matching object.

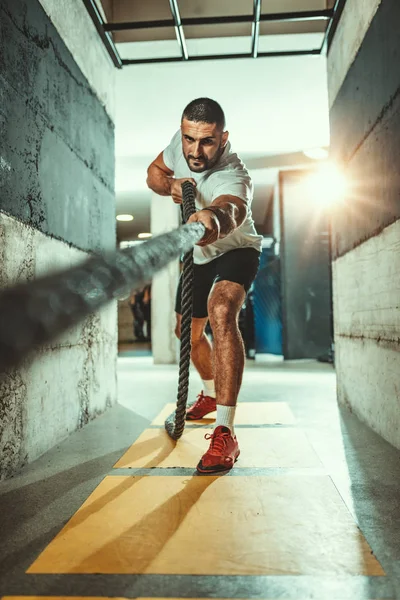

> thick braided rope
[165,181,197,440]
[0,222,205,372]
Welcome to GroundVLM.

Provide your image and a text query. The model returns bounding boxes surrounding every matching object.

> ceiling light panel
[186,34,251,57]
[258,32,324,53]
[179,0,253,19]
[261,0,328,14]
[259,19,327,36]
[116,39,181,60]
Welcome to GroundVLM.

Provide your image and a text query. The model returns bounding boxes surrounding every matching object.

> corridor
[1,356,399,599]
[1,0,400,598]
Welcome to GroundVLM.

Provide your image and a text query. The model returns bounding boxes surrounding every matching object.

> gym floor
[1,356,400,599]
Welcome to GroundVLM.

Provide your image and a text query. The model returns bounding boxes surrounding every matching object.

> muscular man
[147,98,262,473]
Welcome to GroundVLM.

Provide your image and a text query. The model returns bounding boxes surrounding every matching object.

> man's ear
[222,130,229,147]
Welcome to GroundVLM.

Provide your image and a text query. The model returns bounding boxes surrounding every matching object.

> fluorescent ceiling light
[116,214,134,222]
[120,240,142,248]
[138,233,152,239]
[303,147,329,160]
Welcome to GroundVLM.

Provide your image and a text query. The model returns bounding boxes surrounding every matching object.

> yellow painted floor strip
[152,401,295,426]
[113,427,321,469]
[27,475,384,576]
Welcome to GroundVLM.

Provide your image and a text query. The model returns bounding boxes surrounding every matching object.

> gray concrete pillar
[0,0,117,481]
[328,0,400,449]
[150,193,180,364]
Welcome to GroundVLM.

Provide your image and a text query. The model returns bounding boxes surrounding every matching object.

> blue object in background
[253,244,282,355]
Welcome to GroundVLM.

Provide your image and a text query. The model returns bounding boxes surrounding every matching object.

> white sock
[202,379,216,398]
[214,405,236,435]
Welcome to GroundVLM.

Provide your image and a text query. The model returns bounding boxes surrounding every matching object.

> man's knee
[209,300,235,328]
[175,316,207,343]
[208,285,244,329]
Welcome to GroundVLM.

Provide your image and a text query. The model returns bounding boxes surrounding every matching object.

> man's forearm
[146,164,173,196]
[203,199,247,238]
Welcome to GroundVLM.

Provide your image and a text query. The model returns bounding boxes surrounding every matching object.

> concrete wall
[37,0,116,120]
[0,0,115,251]
[0,0,117,479]
[327,0,382,109]
[328,0,400,448]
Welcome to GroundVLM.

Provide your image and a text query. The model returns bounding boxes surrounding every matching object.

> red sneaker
[196,425,240,474]
[186,391,216,421]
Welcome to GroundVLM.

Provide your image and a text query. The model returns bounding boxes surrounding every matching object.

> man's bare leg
[175,314,213,380]
[196,280,245,472]
[208,280,246,407]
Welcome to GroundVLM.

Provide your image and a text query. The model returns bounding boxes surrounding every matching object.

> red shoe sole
[196,450,240,474]
[186,413,215,421]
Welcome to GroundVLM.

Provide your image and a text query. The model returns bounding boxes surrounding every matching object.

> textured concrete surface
[332,218,400,341]
[0,0,115,253]
[0,213,117,480]
[329,0,400,258]
[327,0,382,108]
[332,221,400,450]
[0,358,400,598]
[335,337,400,451]
[37,0,116,120]
[328,0,400,456]
[0,0,117,480]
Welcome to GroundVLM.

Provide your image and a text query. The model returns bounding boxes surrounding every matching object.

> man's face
[181,118,229,173]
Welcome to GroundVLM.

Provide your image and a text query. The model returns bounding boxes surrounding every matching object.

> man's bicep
[149,151,174,176]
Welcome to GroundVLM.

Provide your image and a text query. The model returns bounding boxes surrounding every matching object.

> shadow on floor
[339,403,400,584]
[0,403,150,580]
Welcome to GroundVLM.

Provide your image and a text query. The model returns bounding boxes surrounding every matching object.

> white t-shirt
[163,130,263,265]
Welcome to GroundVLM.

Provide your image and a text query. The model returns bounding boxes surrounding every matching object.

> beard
[184,143,225,173]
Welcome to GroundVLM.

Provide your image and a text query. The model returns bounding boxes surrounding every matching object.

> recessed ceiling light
[303,148,329,160]
[138,232,152,239]
[116,214,134,222]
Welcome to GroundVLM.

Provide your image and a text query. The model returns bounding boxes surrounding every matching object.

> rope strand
[165,181,198,440]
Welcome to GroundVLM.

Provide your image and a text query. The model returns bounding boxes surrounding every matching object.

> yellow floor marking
[152,401,295,426]
[113,426,321,469]
[28,475,385,576]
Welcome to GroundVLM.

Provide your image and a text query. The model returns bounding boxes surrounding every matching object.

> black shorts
[175,247,261,319]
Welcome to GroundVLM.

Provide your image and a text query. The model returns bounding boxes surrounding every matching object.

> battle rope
[165,181,198,440]
[0,218,205,371]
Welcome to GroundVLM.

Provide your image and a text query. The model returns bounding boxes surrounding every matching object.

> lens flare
[306,163,348,207]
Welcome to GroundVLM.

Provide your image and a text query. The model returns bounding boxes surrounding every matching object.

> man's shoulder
[163,129,183,171]
[168,129,182,150]
[209,151,251,184]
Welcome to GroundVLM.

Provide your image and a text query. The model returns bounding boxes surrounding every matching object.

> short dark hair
[182,97,226,130]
